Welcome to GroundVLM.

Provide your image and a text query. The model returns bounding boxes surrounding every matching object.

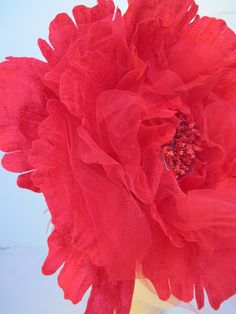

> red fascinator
[1,0,236,312]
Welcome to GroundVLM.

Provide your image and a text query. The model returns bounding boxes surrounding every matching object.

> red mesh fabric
[1,0,236,313]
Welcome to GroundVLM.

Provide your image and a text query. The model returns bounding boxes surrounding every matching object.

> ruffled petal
[213,69,236,101]
[73,0,115,26]
[149,168,236,309]
[29,100,84,233]
[85,270,134,314]
[125,0,198,42]
[96,90,177,203]
[71,131,152,280]
[142,220,195,304]
[1,150,31,173]
[58,251,96,304]
[42,229,70,275]
[60,51,113,119]
[204,101,236,177]
[0,58,49,151]
[168,17,236,82]
[39,13,77,64]
[0,57,52,190]
[30,99,151,283]
[17,172,40,193]
[60,15,129,119]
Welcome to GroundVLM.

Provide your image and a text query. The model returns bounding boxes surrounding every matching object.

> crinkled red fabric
[1,0,236,312]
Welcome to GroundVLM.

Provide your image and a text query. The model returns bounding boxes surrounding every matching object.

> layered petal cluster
[1,0,236,312]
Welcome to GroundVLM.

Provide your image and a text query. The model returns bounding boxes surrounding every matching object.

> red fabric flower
[1,0,236,312]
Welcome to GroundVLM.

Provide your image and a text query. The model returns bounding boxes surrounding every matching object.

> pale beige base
[130,280,174,314]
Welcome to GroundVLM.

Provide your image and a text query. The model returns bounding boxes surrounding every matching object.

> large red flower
[1,0,236,312]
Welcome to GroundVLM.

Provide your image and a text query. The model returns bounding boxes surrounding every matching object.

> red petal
[72,0,115,26]
[125,0,198,42]
[204,101,236,170]
[85,270,134,314]
[38,38,54,63]
[1,151,31,173]
[58,252,96,304]
[202,237,236,310]
[42,229,70,275]
[29,101,97,253]
[0,58,50,190]
[142,220,196,304]
[71,156,151,280]
[17,172,40,192]
[169,17,236,82]
[96,90,177,203]
[39,13,77,65]
[60,51,114,119]
[149,170,236,308]
[0,58,48,152]
[49,14,76,50]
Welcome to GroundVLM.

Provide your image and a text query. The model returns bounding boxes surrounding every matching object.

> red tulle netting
[1,0,236,312]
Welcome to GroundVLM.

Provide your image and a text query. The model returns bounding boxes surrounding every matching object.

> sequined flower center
[162,114,203,179]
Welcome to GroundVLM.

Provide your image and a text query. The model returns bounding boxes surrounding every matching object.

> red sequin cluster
[162,114,202,179]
